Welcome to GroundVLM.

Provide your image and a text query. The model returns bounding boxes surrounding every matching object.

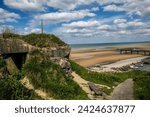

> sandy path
[71,72,111,100]
[21,77,53,100]
[71,72,93,99]
[111,79,134,100]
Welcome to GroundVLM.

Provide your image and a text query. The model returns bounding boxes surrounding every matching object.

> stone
[5,57,19,74]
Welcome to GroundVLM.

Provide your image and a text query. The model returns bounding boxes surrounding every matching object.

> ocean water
[70,42,150,49]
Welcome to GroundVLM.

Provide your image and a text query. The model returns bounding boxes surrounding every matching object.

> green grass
[22,52,89,100]
[70,60,123,86]
[70,60,150,99]
[21,33,66,47]
[133,73,150,100]
[1,33,67,47]
[0,75,38,100]
[2,33,21,39]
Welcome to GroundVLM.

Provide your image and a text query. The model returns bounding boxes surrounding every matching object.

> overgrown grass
[1,33,66,47]
[133,73,150,100]
[0,75,38,100]
[22,52,88,100]
[2,33,21,39]
[21,33,66,47]
[70,60,150,99]
[70,60,123,86]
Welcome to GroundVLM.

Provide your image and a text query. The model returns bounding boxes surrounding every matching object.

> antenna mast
[41,19,44,34]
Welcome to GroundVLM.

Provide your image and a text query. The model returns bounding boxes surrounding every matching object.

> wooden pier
[118,48,150,56]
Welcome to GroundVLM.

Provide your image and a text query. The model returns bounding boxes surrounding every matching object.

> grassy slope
[1,33,88,100]
[22,51,88,100]
[21,33,66,47]
[70,60,150,99]
[1,33,66,47]
[0,58,39,100]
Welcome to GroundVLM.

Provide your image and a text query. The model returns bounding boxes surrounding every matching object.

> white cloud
[97,25,112,30]
[63,20,100,28]
[114,19,145,29]
[0,8,20,23]
[102,0,150,18]
[91,7,100,11]
[3,0,150,20]
[0,25,14,33]
[34,10,96,23]
[4,0,46,11]
[57,20,113,37]
[47,0,98,11]
[103,4,125,12]
[4,0,98,11]
[23,27,41,34]
[113,19,127,24]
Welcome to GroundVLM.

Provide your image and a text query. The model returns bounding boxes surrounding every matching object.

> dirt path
[71,72,111,100]
[71,72,93,99]
[21,77,53,100]
[111,79,134,100]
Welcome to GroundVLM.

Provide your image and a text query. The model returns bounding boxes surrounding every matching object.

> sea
[70,41,150,49]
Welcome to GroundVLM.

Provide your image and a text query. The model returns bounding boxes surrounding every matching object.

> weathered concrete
[0,38,71,75]
[0,39,71,58]
[5,57,19,74]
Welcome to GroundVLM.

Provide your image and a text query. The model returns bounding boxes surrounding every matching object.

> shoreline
[89,56,148,72]
[70,43,150,68]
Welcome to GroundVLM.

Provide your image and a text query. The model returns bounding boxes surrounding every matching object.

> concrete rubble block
[5,57,19,74]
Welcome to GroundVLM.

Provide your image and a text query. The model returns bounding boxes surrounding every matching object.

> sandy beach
[70,43,150,67]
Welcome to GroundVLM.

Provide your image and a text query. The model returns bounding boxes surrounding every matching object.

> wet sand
[70,44,150,67]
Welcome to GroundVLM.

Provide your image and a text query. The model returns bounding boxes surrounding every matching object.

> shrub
[0,75,36,100]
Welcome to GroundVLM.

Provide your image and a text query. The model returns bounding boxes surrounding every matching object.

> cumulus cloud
[113,19,146,29]
[103,4,125,12]
[4,0,98,11]
[91,7,100,11]
[47,0,98,11]
[55,17,150,41]
[23,27,41,34]
[0,25,14,33]
[57,20,113,38]
[102,0,150,18]
[4,0,46,11]
[62,20,100,28]
[113,19,127,24]
[34,10,96,23]
[0,8,20,23]
[3,0,150,19]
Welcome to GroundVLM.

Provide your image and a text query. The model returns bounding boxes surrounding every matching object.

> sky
[0,0,150,44]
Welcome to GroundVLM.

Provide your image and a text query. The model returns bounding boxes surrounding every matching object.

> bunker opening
[2,52,27,70]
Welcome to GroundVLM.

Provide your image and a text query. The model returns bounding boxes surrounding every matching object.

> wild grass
[70,60,150,99]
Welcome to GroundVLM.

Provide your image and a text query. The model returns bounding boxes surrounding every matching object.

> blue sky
[0,0,150,44]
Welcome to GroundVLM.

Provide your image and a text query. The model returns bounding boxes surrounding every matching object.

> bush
[2,33,20,39]
[0,75,36,100]
[134,76,150,100]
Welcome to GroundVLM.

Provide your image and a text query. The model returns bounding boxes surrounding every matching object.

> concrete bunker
[2,52,27,70]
